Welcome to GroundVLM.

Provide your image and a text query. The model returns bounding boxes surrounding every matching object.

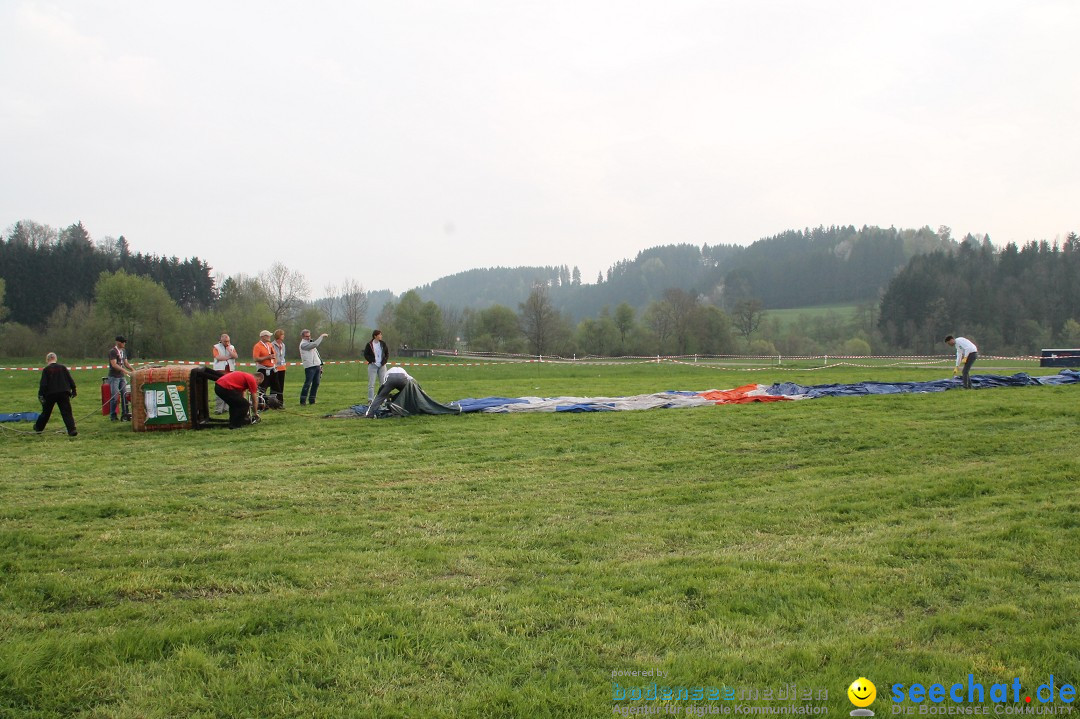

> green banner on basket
[142,382,190,425]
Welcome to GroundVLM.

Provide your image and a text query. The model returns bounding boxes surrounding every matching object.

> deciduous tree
[732,299,765,345]
[519,284,559,355]
[258,263,310,324]
[614,303,635,351]
[340,278,368,355]
[93,271,183,358]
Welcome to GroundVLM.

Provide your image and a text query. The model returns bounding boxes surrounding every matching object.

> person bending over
[945,335,978,389]
[214,371,263,429]
[364,366,411,418]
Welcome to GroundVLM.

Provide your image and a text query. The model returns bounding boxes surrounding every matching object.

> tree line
[0,221,377,362]
[371,285,880,358]
[410,226,957,321]
[879,233,1080,354]
[0,220,216,327]
[3,219,1078,363]
[374,230,1080,358]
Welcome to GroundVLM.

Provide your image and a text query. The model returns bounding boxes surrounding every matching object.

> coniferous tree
[1,220,216,327]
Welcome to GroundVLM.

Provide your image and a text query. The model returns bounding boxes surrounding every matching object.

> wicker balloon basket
[131,365,225,432]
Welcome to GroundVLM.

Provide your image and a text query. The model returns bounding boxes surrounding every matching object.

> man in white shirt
[298,328,328,405]
[945,335,978,389]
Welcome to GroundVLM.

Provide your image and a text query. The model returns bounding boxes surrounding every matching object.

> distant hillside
[414,266,568,312]
[718,224,955,309]
[400,225,957,320]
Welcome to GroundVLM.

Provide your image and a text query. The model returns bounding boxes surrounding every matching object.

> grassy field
[1,358,1078,718]
[760,304,859,329]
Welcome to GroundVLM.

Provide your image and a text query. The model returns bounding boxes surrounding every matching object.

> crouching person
[214,370,263,429]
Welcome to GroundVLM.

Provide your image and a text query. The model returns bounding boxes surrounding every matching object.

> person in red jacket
[214,371,263,429]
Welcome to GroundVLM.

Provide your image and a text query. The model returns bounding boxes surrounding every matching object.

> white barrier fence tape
[1,354,1045,374]
[0,360,504,372]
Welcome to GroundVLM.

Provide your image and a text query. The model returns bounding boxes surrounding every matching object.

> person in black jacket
[35,352,78,437]
[363,329,390,403]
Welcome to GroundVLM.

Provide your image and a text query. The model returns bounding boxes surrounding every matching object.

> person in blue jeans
[107,335,134,420]
[945,335,978,389]
[298,328,328,405]
[363,329,390,403]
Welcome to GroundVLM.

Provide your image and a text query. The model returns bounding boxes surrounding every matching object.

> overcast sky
[2,1,1077,296]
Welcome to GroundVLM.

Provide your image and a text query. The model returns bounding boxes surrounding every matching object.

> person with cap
[298,328,329,406]
[211,333,238,414]
[945,335,979,389]
[107,335,134,421]
[252,330,276,400]
[35,352,78,437]
[214,370,263,429]
[363,329,390,404]
[363,366,412,417]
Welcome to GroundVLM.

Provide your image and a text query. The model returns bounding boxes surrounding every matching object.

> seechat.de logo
[849,677,877,716]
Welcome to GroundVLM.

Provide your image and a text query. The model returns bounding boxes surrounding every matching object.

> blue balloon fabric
[326,371,1080,417]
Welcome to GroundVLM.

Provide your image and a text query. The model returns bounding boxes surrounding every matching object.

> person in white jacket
[945,335,978,389]
[211,333,238,414]
[298,329,328,405]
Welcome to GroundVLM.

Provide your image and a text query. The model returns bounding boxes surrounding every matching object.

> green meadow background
[759,303,860,329]
[1,357,1078,718]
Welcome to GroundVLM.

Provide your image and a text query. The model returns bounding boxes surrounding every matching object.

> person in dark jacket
[35,352,78,436]
[363,329,390,403]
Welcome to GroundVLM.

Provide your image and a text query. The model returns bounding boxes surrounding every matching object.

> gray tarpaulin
[328,378,460,418]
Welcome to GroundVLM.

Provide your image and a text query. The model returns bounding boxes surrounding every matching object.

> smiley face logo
[848,677,876,708]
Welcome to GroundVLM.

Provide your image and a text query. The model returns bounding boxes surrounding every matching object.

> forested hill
[412,244,741,318]
[411,225,957,319]
[719,224,954,308]
[415,266,568,312]
[0,220,215,327]
[1,219,960,329]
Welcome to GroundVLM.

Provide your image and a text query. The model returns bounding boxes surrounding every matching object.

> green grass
[1,359,1078,717]
[761,303,859,329]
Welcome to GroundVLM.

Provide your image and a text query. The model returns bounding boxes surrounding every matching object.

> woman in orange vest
[252,330,276,399]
